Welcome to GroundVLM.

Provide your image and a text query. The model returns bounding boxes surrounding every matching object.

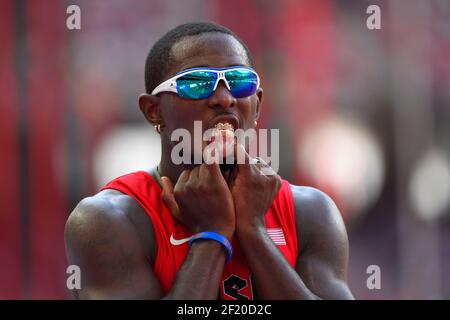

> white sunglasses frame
[151,66,260,98]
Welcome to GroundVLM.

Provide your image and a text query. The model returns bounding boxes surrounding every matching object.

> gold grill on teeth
[214,122,234,131]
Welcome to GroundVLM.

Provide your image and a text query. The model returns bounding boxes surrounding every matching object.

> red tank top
[102,171,298,300]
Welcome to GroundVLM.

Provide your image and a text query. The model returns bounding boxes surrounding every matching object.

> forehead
[169,32,250,75]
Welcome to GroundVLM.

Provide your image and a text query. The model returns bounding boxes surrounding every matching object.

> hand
[230,144,282,232]
[161,162,235,239]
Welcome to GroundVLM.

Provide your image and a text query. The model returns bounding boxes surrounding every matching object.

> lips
[206,114,239,159]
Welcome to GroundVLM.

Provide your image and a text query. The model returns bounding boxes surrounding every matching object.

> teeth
[211,122,235,145]
[214,122,234,131]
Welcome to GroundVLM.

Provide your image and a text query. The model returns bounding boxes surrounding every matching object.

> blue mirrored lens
[176,71,217,99]
[225,69,258,98]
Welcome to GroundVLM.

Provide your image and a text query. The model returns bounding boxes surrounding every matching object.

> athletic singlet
[102,171,298,300]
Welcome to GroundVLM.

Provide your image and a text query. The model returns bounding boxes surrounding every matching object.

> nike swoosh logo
[170,234,193,246]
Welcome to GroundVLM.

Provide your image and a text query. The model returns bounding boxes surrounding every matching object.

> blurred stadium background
[0,0,449,299]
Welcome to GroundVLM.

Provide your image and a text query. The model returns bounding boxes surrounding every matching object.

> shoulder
[289,185,342,224]
[289,185,348,254]
[66,189,138,229]
[65,189,155,263]
[289,185,354,299]
[65,191,137,252]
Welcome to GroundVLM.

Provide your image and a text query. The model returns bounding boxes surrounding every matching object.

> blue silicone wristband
[188,231,233,262]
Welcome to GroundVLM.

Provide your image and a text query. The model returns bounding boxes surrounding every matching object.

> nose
[207,79,236,109]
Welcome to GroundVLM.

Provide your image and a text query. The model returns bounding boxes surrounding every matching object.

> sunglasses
[151,66,260,100]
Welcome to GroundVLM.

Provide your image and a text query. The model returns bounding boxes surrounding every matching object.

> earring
[154,124,161,133]
[254,120,258,128]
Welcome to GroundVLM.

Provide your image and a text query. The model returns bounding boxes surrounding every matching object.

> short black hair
[144,21,253,94]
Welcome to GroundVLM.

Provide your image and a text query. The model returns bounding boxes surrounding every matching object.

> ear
[254,87,263,121]
[139,93,163,126]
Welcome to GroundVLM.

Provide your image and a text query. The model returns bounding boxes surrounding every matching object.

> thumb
[160,176,180,216]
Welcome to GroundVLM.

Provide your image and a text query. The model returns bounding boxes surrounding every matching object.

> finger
[186,166,201,187]
[203,141,220,165]
[254,157,266,165]
[234,143,251,169]
[252,161,271,177]
[160,176,180,216]
[206,160,223,180]
[254,158,277,176]
[178,169,190,184]
[190,165,201,180]
[199,162,209,180]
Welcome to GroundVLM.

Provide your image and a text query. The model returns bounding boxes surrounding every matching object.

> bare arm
[293,186,354,299]
[64,195,161,299]
[64,193,228,300]
[237,223,318,299]
[230,145,353,299]
[237,186,353,300]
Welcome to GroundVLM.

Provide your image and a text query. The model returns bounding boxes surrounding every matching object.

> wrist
[189,231,233,262]
[236,217,266,234]
[236,223,266,244]
[235,224,269,251]
[196,226,234,240]
[188,240,229,264]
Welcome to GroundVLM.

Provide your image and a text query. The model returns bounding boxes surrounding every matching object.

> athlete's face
[156,32,263,162]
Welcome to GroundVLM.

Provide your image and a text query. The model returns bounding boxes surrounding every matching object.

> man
[64,22,354,300]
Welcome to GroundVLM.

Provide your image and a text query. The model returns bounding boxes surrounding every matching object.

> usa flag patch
[267,228,286,246]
